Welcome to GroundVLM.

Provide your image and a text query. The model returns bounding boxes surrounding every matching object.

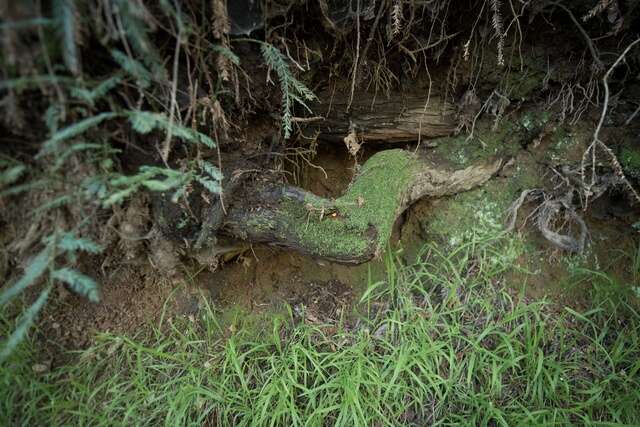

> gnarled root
[221,149,503,263]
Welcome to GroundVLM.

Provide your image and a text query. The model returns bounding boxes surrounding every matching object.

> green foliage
[51,143,102,172]
[0,231,104,362]
[0,179,49,198]
[196,159,223,194]
[2,239,639,424]
[38,112,119,157]
[104,165,192,206]
[0,17,54,31]
[0,0,224,364]
[70,75,123,107]
[52,0,80,76]
[260,42,316,138]
[621,146,640,180]
[0,163,27,187]
[0,249,51,307]
[211,44,240,66]
[126,111,216,148]
[44,104,63,133]
[110,50,151,89]
[196,176,221,194]
[31,107,222,209]
[0,75,77,92]
[103,160,222,206]
[112,0,167,81]
[54,232,102,255]
[0,286,52,363]
[51,269,99,303]
[199,159,223,181]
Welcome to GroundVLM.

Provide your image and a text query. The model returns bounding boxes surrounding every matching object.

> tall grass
[1,237,639,426]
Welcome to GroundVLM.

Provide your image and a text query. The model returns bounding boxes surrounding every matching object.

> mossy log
[222,149,503,263]
[309,91,457,143]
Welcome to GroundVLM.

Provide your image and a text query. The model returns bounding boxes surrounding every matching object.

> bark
[308,90,457,143]
[220,149,503,263]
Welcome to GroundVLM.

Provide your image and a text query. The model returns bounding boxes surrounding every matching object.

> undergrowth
[1,0,312,357]
[2,236,639,426]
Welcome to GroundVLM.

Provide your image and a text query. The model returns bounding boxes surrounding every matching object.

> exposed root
[537,198,588,253]
[581,38,640,206]
[506,188,588,253]
[506,158,632,253]
[221,150,503,264]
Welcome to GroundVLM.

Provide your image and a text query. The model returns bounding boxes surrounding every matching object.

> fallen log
[308,90,457,143]
[221,149,503,263]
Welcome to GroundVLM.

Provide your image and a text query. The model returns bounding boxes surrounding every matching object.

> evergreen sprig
[260,43,316,138]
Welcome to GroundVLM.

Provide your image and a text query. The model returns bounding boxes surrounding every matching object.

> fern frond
[200,160,223,180]
[52,143,102,171]
[158,0,190,34]
[44,104,62,134]
[53,0,81,75]
[0,164,26,187]
[103,187,138,206]
[114,0,167,81]
[127,111,216,148]
[56,233,102,254]
[138,167,189,190]
[71,74,123,106]
[0,286,52,363]
[52,268,100,302]
[211,44,240,65]
[0,17,54,31]
[140,179,177,192]
[128,110,158,134]
[111,50,151,89]
[104,165,190,205]
[0,75,77,92]
[33,195,74,215]
[103,158,223,206]
[39,112,119,157]
[196,176,221,194]
[0,249,51,307]
[0,179,49,198]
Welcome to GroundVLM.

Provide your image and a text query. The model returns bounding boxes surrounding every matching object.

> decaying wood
[309,90,457,143]
[154,148,503,264]
[220,150,502,263]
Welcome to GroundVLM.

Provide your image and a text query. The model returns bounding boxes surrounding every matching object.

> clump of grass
[1,236,639,426]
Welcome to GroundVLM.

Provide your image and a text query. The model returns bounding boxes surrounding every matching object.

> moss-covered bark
[223,149,503,263]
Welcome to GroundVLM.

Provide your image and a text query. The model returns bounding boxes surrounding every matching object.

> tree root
[221,149,503,263]
[507,189,588,253]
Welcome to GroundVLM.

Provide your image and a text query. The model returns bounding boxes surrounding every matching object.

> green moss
[423,155,542,265]
[620,146,640,179]
[245,216,278,235]
[542,124,591,164]
[428,184,507,244]
[518,110,550,132]
[480,45,548,101]
[433,120,519,168]
[337,149,414,245]
[277,149,414,258]
[504,69,547,100]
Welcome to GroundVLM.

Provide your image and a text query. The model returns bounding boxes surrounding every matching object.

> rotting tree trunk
[221,149,502,263]
[308,90,457,143]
